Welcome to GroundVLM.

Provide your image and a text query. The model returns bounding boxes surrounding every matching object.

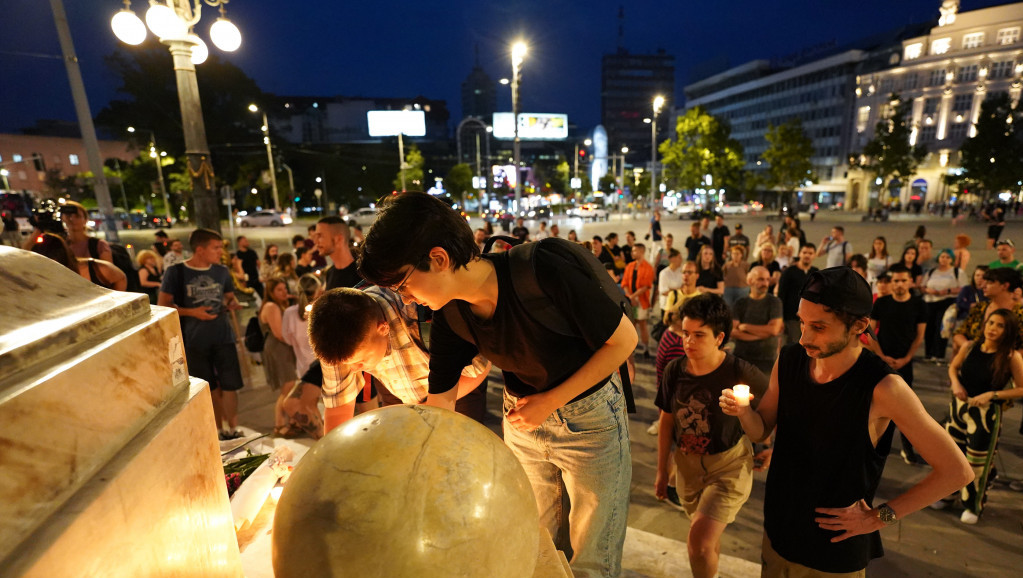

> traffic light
[294,196,300,202]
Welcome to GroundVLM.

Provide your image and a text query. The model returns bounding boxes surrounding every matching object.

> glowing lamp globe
[272,405,539,578]
[210,18,241,52]
[188,34,208,65]
[145,3,186,39]
[111,9,146,45]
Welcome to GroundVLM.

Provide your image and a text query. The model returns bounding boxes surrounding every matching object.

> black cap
[734,223,743,230]
[799,266,873,318]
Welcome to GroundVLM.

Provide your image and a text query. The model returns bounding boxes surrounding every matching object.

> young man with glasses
[359,192,636,578]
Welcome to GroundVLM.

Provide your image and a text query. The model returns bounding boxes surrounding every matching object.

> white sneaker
[960,510,979,524]
[646,420,659,435]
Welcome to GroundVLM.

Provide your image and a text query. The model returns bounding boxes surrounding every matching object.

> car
[519,206,552,220]
[574,203,608,221]
[673,203,698,219]
[719,202,749,215]
[344,207,378,227]
[236,209,293,227]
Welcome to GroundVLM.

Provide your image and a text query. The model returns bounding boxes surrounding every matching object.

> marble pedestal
[0,246,242,576]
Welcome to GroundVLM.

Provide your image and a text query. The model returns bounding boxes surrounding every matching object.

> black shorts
[988,225,1004,241]
[187,342,245,392]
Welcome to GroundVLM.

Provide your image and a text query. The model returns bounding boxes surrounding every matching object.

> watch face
[879,504,896,524]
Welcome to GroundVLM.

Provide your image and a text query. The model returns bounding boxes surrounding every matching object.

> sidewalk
[232,302,1023,577]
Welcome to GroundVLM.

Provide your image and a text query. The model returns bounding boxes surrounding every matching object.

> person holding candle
[654,293,768,578]
[719,267,972,576]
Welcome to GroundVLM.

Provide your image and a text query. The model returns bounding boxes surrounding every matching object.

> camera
[28,200,67,238]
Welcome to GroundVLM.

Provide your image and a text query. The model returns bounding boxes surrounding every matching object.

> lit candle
[732,384,750,407]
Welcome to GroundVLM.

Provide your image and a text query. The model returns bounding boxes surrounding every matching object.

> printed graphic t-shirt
[161,262,235,348]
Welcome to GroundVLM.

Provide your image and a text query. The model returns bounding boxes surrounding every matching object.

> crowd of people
[11,195,1023,577]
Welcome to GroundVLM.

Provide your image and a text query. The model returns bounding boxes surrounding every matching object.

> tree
[761,118,814,208]
[958,93,1023,200]
[394,143,424,191]
[860,94,926,205]
[658,106,745,195]
[445,163,474,202]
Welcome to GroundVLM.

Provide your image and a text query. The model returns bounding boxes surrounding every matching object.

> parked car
[519,206,552,220]
[719,202,749,215]
[345,207,378,227]
[236,210,293,227]
[673,203,698,219]
[573,203,608,221]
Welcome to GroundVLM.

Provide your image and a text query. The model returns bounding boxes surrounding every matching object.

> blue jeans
[502,375,632,578]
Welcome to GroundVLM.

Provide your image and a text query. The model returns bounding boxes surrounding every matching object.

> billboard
[367,110,426,137]
[492,112,568,140]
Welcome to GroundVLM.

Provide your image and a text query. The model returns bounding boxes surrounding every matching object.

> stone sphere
[272,405,539,578]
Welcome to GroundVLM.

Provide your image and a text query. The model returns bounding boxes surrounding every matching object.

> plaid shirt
[322,287,487,407]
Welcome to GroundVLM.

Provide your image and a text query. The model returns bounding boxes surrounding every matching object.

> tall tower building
[461,46,497,120]
[601,48,675,164]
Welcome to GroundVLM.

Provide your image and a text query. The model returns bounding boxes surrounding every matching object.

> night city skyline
[0,0,1012,136]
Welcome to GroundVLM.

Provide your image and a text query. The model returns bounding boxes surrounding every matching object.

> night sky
[0,0,1010,135]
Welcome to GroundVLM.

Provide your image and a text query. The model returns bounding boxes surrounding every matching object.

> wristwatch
[876,503,897,526]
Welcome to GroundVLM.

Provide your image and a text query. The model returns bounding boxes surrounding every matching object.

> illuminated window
[857,106,871,133]
[931,38,952,55]
[904,43,923,60]
[12,154,22,162]
[997,27,1020,45]
[69,154,80,166]
[962,33,984,49]
[956,64,978,83]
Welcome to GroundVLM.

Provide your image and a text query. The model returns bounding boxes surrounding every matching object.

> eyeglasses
[392,262,420,294]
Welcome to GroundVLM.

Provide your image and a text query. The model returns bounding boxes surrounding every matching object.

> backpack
[443,236,638,413]
[88,237,141,293]
[244,315,265,352]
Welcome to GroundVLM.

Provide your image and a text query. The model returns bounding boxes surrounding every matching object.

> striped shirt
[322,286,487,407]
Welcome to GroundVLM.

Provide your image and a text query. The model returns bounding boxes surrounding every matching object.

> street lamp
[111,0,244,234]
[510,40,527,212]
[618,146,628,217]
[0,169,9,190]
[650,95,665,211]
[127,126,171,222]
[248,104,281,212]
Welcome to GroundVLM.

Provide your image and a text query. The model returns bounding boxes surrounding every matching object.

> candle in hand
[732,384,750,407]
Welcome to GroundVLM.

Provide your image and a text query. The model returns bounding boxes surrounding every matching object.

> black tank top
[765,344,896,573]
[960,345,1001,397]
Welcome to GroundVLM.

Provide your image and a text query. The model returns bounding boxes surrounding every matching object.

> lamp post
[248,104,281,211]
[618,146,628,218]
[111,0,243,234]
[510,41,527,212]
[127,127,171,222]
[650,95,665,211]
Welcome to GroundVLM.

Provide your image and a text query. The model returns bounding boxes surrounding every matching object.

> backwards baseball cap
[734,223,743,230]
[996,239,1014,248]
[799,266,873,319]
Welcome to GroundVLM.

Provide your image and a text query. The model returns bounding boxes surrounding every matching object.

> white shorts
[634,306,649,321]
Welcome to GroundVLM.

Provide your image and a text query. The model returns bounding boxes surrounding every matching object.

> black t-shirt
[512,226,529,242]
[429,250,623,398]
[295,264,315,278]
[728,233,750,251]
[777,265,818,320]
[712,225,730,255]
[696,267,722,290]
[685,235,711,261]
[323,261,362,290]
[236,248,261,285]
[655,353,768,455]
[870,295,927,358]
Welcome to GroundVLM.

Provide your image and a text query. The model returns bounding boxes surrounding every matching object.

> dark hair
[900,246,917,265]
[970,265,989,289]
[263,276,290,309]
[291,234,306,246]
[235,235,246,243]
[633,242,646,251]
[917,238,933,247]
[848,254,868,271]
[296,246,308,259]
[833,226,845,234]
[188,228,222,251]
[276,252,297,276]
[296,273,321,321]
[318,215,346,226]
[679,293,732,344]
[981,308,1020,387]
[264,244,278,264]
[984,267,1022,290]
[913,225,926,239]
[359,192,479,286]
[307,288,385,364]
[606,232,618,242]
[592,235,604,244]
[31,232,78,273]
[868,236,888,260]
[876,273,892,283]
[308,224,317,233]
[668,248,681,259]
[155,230,169,239]
[799,242,817,252]
[887,263,912,276]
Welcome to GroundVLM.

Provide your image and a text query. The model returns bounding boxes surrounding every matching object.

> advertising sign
[492,112,568,140]
[367,110,426,137]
